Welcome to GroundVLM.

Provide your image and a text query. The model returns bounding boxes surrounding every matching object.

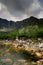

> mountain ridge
[0,16,43,29]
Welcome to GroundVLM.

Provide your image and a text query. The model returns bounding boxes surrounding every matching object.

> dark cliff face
[0,18,16,29]
[0,16,43,29]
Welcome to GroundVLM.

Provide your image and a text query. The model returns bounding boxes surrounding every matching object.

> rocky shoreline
[0,39,43,64]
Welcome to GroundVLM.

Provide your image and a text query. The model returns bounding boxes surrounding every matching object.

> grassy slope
[0,26,43,40]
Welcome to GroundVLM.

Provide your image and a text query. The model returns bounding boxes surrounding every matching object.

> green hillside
[0,16,43,40]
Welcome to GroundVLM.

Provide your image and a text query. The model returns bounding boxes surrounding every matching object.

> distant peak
[30,16,35,18]
[29,16,38,20]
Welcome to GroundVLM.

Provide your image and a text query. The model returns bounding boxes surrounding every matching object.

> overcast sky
[0,0,43,21]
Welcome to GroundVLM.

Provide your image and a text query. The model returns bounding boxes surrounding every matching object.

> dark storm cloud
[0,0,33,11]
[0,0,34,18]
[0,0,42,21]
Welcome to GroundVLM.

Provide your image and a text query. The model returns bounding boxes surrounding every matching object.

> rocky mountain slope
[0,16,43,29]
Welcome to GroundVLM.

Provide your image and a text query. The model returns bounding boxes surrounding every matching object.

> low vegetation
[0,25,43,40]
